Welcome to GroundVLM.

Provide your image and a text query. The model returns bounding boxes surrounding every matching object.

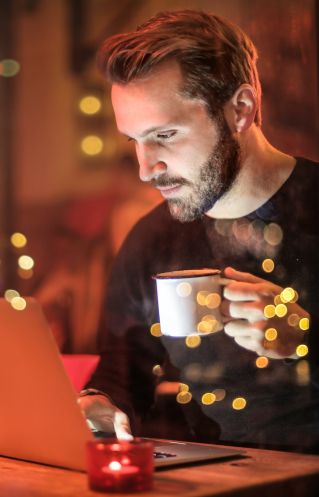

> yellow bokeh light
[185,335,201,348]
[264,304,276,318]
[196,291,209,306]
[79,95,101,115]
[176,391,192,404]
[201,392,216,405]
[274,295,282,305]
[275,304,287,317]
[179,383,189,392]
[232,397,247,410]
[212,389,226,401]
[4,289,20,302]
[205,293,221,309]
[11,232,27,248]
[296,344,309,357]
[150,323,162,337]
[18,255,34,270]
[264,328,277,341]
[197,319,215,334]
[280,287,295,303]
[11,296,27,311]
[176,282,192,297]
[299,318,310,331]
[287,313,300,327]
[256,356,269,368]
[81,135,103,156]
[198,315,219,334]
[262,258,275,273]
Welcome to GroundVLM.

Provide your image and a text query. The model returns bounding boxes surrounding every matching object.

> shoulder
[295,156,319,174]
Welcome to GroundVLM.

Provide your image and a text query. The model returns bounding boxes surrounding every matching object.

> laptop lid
[0,297,242,471]
[0,297,93,471]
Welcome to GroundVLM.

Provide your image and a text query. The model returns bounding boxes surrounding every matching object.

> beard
[153,115,241,222]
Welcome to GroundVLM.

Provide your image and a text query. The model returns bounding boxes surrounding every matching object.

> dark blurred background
[0,0,318,353]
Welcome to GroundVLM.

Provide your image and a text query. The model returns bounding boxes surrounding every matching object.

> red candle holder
[86,439,154,493]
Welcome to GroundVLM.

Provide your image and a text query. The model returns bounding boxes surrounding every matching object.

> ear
[224,84,257,133]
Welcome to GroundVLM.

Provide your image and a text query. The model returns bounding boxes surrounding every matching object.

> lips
[157,184,182,198]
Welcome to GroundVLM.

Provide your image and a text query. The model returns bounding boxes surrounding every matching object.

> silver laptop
[0,297,242,471]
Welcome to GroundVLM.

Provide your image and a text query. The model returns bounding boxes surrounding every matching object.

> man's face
[111,61,240,222]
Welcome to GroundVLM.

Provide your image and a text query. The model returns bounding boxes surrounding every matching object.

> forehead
[111,61,208,135]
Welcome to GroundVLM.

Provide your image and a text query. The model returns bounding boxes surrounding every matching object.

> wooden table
[1,445,319,497]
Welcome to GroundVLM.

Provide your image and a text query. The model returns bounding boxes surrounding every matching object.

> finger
[224,320,264,340]
[227,301,266,322]
[223,266,263,284]
[114,411,133,440]
[234,335,263,353]
[224,283,261,302]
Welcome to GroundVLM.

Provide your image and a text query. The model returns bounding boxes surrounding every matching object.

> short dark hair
[97,10,262,125]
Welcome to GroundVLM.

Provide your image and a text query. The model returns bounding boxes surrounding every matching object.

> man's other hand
[222,266,309,359]
[78,394,133,440]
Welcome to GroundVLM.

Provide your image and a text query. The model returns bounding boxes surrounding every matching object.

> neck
[206,125,296,219]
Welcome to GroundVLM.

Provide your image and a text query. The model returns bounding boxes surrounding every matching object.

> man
[79,10,319,451]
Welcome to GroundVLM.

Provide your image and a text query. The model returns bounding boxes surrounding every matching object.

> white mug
[154,268,228,337]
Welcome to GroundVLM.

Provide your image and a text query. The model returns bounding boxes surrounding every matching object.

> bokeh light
[4,289,20,302]
[81,135,103,155]
[176,391,192,404]
[205,293,221,309]
[212,388,226,401]
[264,223,283,246]
[0,59,20,77]
[10,296,27,311]
[185,335,201,348]
[295,360,310,386]
[18,255,34,270]
[179,383,189,392]
[10,232,27,248]
[152,365,164,377]
[287,313,300,327]
[18,268,34,280]
[176,282,192,297]
[296,344,308,357]
[262,258,275,273]
[201,392,216,405]
[275,304,287,317]
[79,95,101,115]
[197,291,209,306]
[150,323,162,337]
[264,304,276,318]
[299,317,310,331]
[232,397,247,410]
[264,328,277,341]
[256,356,269,368]
[280,287,295,303]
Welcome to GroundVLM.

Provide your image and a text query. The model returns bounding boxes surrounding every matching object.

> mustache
[150,175,191,188]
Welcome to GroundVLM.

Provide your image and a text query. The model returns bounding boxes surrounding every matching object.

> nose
[136,143,167,182]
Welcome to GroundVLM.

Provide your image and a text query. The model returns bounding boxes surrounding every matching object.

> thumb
[114,411,133,440]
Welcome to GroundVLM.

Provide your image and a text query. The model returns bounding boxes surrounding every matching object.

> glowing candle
[86,439,154,492]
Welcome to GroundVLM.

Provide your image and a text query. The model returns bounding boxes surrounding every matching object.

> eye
[156,130,176,140]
